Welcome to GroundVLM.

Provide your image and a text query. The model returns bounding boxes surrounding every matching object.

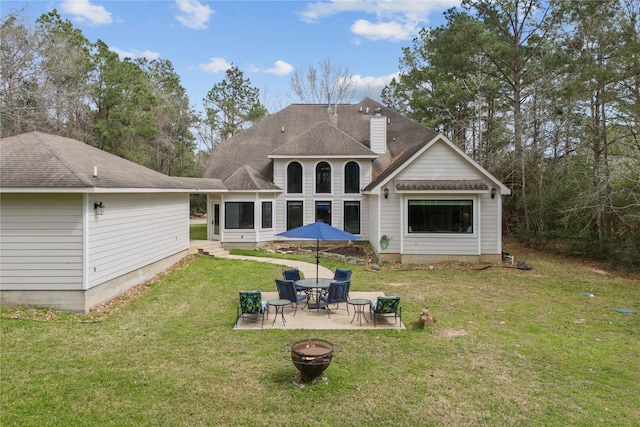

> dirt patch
[434,327,469,338]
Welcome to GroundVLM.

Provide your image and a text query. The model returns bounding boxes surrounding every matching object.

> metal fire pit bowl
[290,338,335,379]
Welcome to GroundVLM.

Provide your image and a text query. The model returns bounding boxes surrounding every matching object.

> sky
[3,0,462,113]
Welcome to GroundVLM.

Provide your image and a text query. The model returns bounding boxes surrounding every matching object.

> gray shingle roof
[0,132,225,191]
[204,98,438,189]
[223,165,282,191]
[269,121,377,157]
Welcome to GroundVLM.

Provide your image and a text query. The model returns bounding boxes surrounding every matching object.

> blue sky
[4,0,461,112]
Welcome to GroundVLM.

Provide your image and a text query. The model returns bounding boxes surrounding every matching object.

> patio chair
[282,268,301,281]
[370,296,402,327]
[319,281,350,318]
[275,279,306,316]
[333,268,352,282]
[327,268,352,298]
[236,290,267,328]
[283,268,309,299]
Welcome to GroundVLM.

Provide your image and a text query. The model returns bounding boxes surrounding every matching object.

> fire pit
[290,338,334,380]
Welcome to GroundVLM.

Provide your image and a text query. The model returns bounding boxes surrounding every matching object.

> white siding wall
[1,194,83,290]
[88,193,189,289]
[272,158,370,238]
[399,141,482,180]
[378,140,501,258]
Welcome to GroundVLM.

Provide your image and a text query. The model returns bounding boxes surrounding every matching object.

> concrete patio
[189,241,405,330]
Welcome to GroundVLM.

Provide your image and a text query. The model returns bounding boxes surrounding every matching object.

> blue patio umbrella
[276,221,358,281]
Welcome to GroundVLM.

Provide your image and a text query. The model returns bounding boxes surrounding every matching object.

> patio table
[294,278,333,310]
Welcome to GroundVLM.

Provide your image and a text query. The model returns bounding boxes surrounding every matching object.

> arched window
[315,161,331,193]
[344,161,360,193]
[287,162,302,193]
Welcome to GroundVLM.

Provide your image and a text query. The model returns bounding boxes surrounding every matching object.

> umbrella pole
[316,239,319,283]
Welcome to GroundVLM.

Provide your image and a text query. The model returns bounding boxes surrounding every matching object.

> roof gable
[364,135,511,194]
[269,121,376,158]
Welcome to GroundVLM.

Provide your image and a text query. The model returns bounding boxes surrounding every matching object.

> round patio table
[348,298,371,326]
[294,278,333,310]
[268,299,290,326]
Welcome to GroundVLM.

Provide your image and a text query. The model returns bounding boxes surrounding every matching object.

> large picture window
[344,161,360,193]
[408,200,473,233]
[315,201,331,225]
[261,201,272,229]
[315,161,331,193]
[287,201,303,230]
[344,201,360,234]
[287,162,303,193]
[225,202,254,229]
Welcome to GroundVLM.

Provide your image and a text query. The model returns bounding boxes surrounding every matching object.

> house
[203,98,510,264]
[0,132,225,312]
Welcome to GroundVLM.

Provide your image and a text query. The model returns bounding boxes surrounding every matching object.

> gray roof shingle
[204,98,438,189]
[1,132,225,191]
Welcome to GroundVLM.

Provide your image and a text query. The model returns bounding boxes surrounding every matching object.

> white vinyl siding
[397,141,483,181]
[0,193,83,290]
[273,159,370,236]
[87,193,189,288]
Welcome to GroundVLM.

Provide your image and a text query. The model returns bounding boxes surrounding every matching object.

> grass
[190,223,207,240]
[1,244,639,426]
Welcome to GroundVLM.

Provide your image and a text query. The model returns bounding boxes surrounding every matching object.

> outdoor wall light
[383,187,389,199]
[94,201,105,215]
[491,187,497,199]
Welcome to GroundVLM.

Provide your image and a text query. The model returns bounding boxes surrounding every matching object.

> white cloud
[351,19,415,41]
[110,47,161,61]
[350,72,400,99]
[264,60,294,76]
[60,0,112,25]
[175,0,214,30]
[199,57,232,73]
[298,0,461,42]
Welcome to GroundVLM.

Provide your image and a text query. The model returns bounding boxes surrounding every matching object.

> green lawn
[2,245,639,426]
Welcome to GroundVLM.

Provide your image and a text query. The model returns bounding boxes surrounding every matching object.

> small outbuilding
[0,132,225,312]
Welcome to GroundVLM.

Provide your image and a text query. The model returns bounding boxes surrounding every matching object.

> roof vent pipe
[93,166,98,178]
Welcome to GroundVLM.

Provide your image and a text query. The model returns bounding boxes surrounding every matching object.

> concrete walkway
[190,240,334,279]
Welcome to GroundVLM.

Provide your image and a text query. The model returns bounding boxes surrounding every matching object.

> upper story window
[344,161,360,193]
[287,161,302,193]
[315,161,331,193]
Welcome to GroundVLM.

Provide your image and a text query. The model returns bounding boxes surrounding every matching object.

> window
[315,161,331,193]
[261,201,272,229]
[344,161,360,193]
[344,201,360,234]
[287,162,302,193]
[225,202,254,229]
[408,200,473,233]
[315,201,331,225]
[287,201,303,230]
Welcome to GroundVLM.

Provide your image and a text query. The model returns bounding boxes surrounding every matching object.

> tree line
[382,0,639,269]
[1,9,269,177]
